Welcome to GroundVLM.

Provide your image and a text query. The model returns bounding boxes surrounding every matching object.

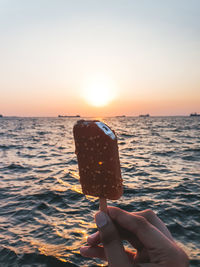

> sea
[0,116,199,267]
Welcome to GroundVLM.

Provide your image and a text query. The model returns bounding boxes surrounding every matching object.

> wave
[0,117,200,266]
[0,144,22,150]
[152,151,176,156]
[182,155,199,161]
[120,133,133,138]
[36,131,50,135]
[1,163,31,172]
[182,148,200,153]
[0,247,78,267]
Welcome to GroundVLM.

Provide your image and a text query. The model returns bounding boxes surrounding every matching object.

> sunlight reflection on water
[0,117,199,266]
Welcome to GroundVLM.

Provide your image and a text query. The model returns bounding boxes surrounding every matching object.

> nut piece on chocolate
[73,120,123,200]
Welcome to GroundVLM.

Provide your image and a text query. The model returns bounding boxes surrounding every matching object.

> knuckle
[144,209,156,219]
[134,215,148,231]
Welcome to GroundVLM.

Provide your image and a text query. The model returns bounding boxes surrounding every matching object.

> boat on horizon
[58,115,80,118]
[190,112,200,117]
[115,115,126,118]
[139,114,150,117]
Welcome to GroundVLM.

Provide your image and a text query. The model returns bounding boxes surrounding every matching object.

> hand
[80,207,189,267]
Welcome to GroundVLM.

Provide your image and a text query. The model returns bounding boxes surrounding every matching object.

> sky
[0,0,200,116]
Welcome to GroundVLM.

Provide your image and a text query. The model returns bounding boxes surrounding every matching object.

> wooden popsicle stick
[99,198,107,213]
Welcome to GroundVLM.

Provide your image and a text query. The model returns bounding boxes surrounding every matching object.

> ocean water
[0,116,199,267]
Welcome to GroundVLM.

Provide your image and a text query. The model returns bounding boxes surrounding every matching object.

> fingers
[86,230,139,262]
[87,227,143,252]
[108,207,173,241]
[80,245,106,260]
[87,231,100,246]
[108,207,175,251]
[134,209,173,241]
[80,245,136,263]
[95,211,132,267]
[81,207,188,266]
[87,207,174,252]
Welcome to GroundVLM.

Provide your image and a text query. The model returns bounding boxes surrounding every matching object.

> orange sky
[0,1,199,116]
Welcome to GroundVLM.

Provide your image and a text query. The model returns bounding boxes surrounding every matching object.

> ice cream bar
[73,120,123,200]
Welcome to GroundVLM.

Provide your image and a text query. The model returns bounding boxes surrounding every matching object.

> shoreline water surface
[0,117,199,266]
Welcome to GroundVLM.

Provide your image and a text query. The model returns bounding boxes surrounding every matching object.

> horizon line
[0,114,198,118]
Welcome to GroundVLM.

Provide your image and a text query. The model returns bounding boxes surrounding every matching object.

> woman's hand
[80,207,189,267]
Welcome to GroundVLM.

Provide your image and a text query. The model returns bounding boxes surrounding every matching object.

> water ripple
[0,117,199,266]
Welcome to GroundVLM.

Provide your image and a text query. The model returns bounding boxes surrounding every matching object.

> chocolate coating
[73,120,123,200]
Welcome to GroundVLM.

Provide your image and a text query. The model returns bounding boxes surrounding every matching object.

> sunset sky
[0,0,199,117]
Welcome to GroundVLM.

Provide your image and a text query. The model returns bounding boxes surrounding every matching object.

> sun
[82,75,117,107]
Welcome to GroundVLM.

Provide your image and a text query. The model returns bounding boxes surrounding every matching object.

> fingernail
[95,212,108,228]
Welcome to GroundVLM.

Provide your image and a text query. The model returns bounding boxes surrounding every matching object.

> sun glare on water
[82,75,118,107]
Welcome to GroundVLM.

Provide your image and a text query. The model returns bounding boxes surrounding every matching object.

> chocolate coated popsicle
[73,120,123,200]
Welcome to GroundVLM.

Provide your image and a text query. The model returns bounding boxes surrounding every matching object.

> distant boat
[190,112,200,117]
[58,115,80,118]
[115,115,126,118]
[139,114,150,117]
[0,114,3,117]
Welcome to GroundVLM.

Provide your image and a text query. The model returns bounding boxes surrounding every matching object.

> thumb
[95,211,132,267]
